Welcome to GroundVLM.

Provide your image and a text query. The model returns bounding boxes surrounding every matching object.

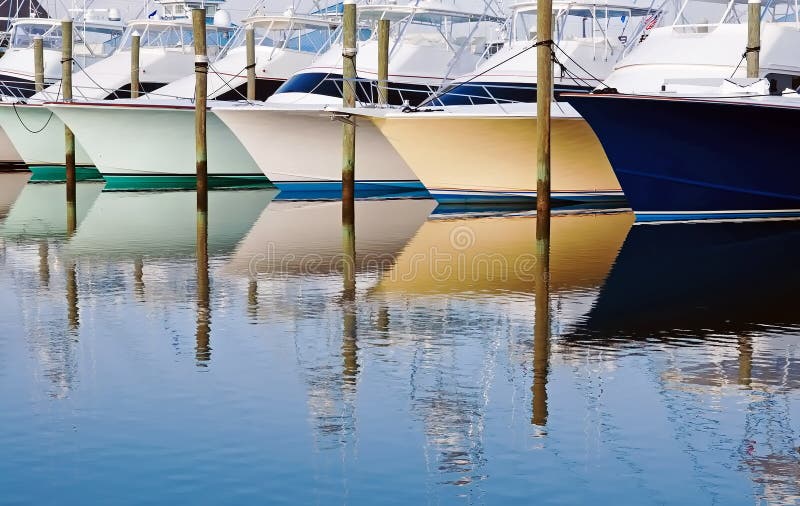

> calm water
[1,173,799,505]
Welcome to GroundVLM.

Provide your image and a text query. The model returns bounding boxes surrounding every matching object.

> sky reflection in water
[0,175,798,505]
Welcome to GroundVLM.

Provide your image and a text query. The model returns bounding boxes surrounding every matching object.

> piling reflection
[195,210,211,366]
[532,212,551,429]
[38,240,49,287]
[341,197,358,382]
[133,257,145,300]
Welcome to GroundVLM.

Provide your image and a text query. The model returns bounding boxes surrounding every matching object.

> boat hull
[212,105,423,199]
[566,94,800,221]
[48,102,269,191]
[0,103,95,178]
[368,112,623,204]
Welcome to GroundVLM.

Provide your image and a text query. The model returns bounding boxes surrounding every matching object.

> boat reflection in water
[63,188,276,367]
[224,198,436,449]
[0,171,29,222]
[66,189,277,260]
[0,180,103,398]
[568,220,800,505]
[0,181,103,240]
[370,210,633,486]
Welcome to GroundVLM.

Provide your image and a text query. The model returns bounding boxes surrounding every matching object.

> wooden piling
[246,25,256,101]
[536,0,552,215]
[532,213,551,427]
[341,0,357,204]
[130,31,140,98]
[377,19,389,106]
[193,8,208,212]
[746,0,760,78]
[62,19,75,208]
[33,36,44,92]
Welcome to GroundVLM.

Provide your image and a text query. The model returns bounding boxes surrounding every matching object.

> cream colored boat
[355,102,623,204]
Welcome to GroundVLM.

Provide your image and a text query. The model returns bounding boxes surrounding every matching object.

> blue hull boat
[565,93,800,221]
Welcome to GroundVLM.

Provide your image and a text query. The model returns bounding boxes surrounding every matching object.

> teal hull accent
[103,174,274,191]
[29,166,103,183]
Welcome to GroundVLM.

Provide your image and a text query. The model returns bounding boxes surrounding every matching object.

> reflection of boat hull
[48,102,269,190]
[374,211,633,295]
[0,103,97,180]
[67,189,277,258]
[213,105,424,199]
[0,171,30,220]
[365,105,622,204]
[0,182,103,239]
[578,220,800,338]
[566,94,800,221]
[226,198,437,277]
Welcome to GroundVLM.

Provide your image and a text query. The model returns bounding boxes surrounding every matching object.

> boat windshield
[10,21,123,56]
[10,22,61,48]
[344,5,503,55]
[227,18,338,54]
[120,22,234,50]
[654,0,800,31]
[512,5,655,44]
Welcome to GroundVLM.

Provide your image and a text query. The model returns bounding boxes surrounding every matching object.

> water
[0,173,798,505]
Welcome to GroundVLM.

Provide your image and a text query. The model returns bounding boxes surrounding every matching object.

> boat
[560,0,800,220]
[567,83,800,221]
[347,1,656,204]
[212,0,504,199]
[46,9,340,190]
[0,8,125,168]
[0,0,236,182]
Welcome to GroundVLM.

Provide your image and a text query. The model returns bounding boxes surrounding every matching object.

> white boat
[0,0,236,181]
[47,10,341,190]
[346,1,656,204]
[212,0,504,198]
[0,11,125,168]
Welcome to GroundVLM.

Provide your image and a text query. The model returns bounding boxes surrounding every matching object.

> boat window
[121,23,233,49]
[228,20,338,54]
[74,26,125,57]
[513,7,633,44]
[10,22,61,48]
[354,8,500,56]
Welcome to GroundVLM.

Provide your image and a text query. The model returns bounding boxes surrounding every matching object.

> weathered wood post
[341,0,357,204]
[377,18,389,106]
[746,0,760,78]
[738,336,753,387]
[33,36,44,92]
[536,0,552,215]
[246,25,256,100]
[193,8,208,212]
[341,0,357,293]
[531,213,551,427]
[130,31,141,98]
[62,19,76,221]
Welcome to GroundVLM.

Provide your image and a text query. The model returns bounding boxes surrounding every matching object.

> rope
[12,79,60,134]
[70,57,120,99]
[731,46,761,78]
[207,62,252,103]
